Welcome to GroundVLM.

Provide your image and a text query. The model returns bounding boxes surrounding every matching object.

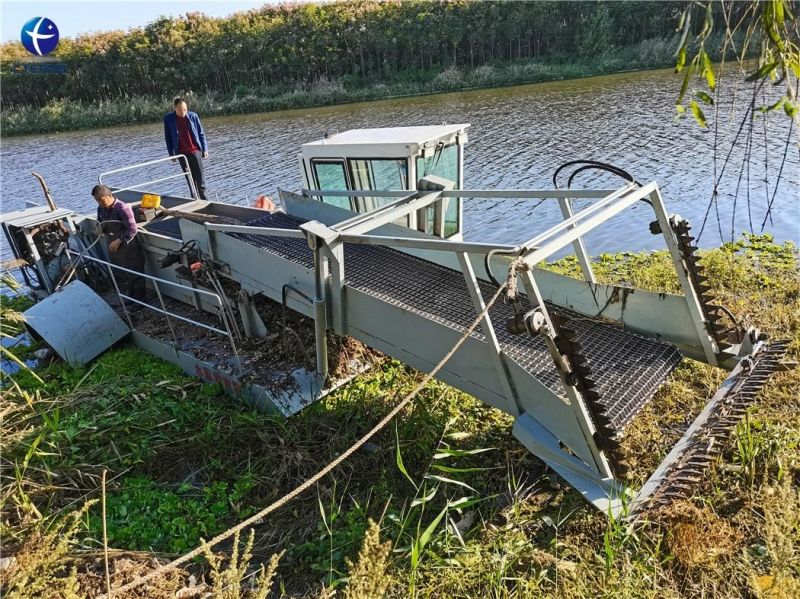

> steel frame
[121,179,733,515]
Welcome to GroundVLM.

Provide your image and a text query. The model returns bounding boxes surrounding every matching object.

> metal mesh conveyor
[235,212,682,435]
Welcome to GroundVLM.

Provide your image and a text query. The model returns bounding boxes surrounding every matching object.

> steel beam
[333,191,442,235]
[521,183,655,266]
[457,252,521,417]
[558,197,597,283]
[518,267,615,479]
[648,187,719,365]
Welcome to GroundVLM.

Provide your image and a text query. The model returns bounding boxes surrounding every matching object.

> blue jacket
[164,111,207,156]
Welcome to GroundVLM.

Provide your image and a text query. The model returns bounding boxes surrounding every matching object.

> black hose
[485,247,523,290]
[552,159,639,189]
[553,159,652,206]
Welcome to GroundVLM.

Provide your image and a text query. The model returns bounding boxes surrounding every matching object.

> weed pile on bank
[1,234,798,597]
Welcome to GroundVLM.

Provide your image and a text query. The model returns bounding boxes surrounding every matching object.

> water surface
[2,68,797,258]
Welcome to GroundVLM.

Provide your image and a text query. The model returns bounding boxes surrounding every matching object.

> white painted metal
[513,413,625,515]
[338,232,517,254]
[98,155,199,199]
[333,192,441,235]
[457,252,521,417]
[23,280,130,366]
[649,187,720,365]
[300,124,469,159]
[204,223,307,239]
[439,189,618,199]
[521,183,654,265]
[518,267,615,479]
[520,183,638,252]
[558,197,597,283]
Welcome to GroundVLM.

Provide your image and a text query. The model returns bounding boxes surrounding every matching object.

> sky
[1,0,275,43]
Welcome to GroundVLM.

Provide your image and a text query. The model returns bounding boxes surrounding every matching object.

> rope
[97,268,515,598]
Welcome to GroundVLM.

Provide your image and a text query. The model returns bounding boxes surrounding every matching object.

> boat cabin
[298,124,468,239]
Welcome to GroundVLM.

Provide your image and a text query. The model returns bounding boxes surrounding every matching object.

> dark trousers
[180,150,208,200]
[110,237,146,302]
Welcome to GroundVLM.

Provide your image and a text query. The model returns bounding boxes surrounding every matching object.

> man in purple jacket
[92,184,146,302]
[164,98,209,200]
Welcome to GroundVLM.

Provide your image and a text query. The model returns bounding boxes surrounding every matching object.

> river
[1,68,797,257]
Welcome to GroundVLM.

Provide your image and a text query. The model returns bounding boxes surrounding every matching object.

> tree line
[0,0,743,109]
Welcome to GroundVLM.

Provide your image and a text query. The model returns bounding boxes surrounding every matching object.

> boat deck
[232,212,682,435]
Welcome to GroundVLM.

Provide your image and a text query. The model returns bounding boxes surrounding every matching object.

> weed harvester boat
[3,125,788,517]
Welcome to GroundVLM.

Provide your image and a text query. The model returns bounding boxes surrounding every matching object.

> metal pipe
[72,251,222,299]
[152,280,179,346]
[520,183,635,250]
[204,223,306,238]
[439,189,618,199]
[301,189,411,198]
[311,242,328,380]
[99,155,198,200]
[32,172,58,211]
[337,232,518,254]
[521,183,654,265]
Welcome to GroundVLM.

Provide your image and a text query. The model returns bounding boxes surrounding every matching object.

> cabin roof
[301,124,469,159]
[303,125,469,147]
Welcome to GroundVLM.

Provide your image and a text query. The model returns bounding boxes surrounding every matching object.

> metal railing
[98,155,199,200]
[68,250,241,373]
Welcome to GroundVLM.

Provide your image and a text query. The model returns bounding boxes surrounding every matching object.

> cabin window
[347,159,408,201]
[416,144,460,237]
[416,144,459,184]
[312,160,352,210]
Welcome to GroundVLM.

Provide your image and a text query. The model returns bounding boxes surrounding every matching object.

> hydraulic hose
[552,159,640,190]
[552,159,651,206]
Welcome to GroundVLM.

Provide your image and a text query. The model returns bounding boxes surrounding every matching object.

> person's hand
[202,151,209,159]
[109,239,123,253]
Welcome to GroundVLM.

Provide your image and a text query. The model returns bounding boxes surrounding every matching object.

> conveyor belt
[235,212,682,434]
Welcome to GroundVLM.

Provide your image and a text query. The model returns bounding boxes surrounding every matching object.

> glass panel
[417,145,461,237]
[415,144,458,185]
[444,199,459,237]
[347,159,407,203]
[313,161,351,210]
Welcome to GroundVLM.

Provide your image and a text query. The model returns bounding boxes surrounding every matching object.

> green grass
[1,233,798,597]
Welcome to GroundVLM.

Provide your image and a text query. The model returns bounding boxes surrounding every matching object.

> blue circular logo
[21,17,59,56]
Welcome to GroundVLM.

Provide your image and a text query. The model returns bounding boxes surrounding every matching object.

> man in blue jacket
[164,97,209,200]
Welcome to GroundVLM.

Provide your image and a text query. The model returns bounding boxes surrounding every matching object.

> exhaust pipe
[32,172,58,212]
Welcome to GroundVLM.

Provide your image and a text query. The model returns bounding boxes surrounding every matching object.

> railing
[98,155,199,200]
[68,250,241,373]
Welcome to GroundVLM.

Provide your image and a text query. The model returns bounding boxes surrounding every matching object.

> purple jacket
[97,199,138,244]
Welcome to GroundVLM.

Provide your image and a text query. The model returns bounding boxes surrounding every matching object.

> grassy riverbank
[0,38,678,137]
[2,234,798,597]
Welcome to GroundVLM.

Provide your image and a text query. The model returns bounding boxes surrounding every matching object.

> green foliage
[0,1,696,136]
[88,475,254,553]
[674,0,800,122]
[291,498,371,587]
[2,235,797,596]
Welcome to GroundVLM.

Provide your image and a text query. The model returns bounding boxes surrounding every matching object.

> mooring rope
[97,264,516,598]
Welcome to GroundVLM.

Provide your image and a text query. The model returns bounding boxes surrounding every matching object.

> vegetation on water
[1,234,798,597]
[0,0,751,136]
